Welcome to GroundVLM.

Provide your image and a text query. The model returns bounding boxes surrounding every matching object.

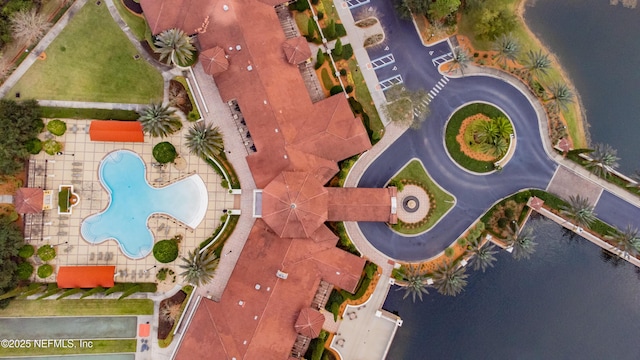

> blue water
[81,150,208,259]
[384,218,640,359]
[524,0,640,173]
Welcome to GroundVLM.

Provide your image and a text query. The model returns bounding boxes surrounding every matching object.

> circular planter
[444,102,513,174]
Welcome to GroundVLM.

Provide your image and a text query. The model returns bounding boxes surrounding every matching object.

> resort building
[140,0,398,358]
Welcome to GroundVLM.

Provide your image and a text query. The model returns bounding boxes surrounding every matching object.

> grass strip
[0,339,136,357]
[112,0,147,40]
[40,106,139,120]
[0,299,154,316]
[347,58,384,137]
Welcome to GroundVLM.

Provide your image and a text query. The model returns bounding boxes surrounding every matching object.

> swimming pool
[81,150,208,259]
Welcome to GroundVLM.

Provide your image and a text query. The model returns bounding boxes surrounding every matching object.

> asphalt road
[351,0,560,261]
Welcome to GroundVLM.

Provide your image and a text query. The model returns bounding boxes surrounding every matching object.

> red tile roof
[327,187,396,223]
[282,36,311,65]
[14,188,43,214]
[175,220,365,360]
[262,172,328,238]
[89,121,144,143]
[295,308,324,338]
[199,46,229,75]
[56,266,115,288]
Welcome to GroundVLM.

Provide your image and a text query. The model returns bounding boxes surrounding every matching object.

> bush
[336,23,346,38]
[345,85,354,94]
[497,217,509,229]
[317,11,324,20]
[315,48,325,69]
[46,119,67,136]
[153,142,177,164]
[25,138,42,154]
[341,44,353,60]
[339,68,347,76]
[324,20,336,40]
[37,245,56,261]
[42,139,62,155]
[504,208,515,219]
[457,237,467,246]
[18,244,34,258]
[330,85,343,96]
[16,262,33,280]
[37,264,53,278]
[333,38,343,57]
[153,240,179,263]
[444,247,454,257]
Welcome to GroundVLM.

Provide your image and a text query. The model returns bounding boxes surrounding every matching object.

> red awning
[57,266,115,288]
[89,121,144,142]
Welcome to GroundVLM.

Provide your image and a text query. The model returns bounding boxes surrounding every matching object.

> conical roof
[14,188,43,214]
[200,46,229,75]
[294,308,324,338]
[282,36,311,65]
[262,172,328,238]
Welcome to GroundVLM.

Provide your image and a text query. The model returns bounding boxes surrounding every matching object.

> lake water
[524,0,640,173]
[384,218,640,359]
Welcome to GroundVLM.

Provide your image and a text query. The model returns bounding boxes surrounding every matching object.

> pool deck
[26,120,235,286]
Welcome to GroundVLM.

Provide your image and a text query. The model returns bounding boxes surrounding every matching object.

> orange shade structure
[89,121,144,142]
[57,266,115,288]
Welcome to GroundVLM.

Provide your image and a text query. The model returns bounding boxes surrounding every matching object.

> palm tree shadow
[600,248,626,268]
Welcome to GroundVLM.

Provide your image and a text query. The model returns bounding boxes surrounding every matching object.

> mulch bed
[169,80,193,115]
[122,0,143,14]
[456,114,496,162]
[158,290,186,340]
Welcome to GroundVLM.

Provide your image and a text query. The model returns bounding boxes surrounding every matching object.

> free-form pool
[81,150,207,258]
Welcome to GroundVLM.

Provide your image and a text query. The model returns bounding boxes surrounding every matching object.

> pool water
[81,150,208,259]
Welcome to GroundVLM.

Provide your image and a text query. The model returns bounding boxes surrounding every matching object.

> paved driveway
[351,0,558,261]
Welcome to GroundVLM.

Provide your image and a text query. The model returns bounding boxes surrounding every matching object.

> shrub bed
[37,245,56,261]
[37,264,53,279]
[18,244,34,258]
[47,119,67,136]
[152,142,177,164]
[153,239,179,263]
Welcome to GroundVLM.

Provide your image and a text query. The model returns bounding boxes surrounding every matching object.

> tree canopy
[0,99,44,175]
[0,214,25,308]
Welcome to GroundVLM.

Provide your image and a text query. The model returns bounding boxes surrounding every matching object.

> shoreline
[516,0,590,147]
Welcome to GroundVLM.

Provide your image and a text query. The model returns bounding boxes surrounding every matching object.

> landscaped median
[389,159,455,235]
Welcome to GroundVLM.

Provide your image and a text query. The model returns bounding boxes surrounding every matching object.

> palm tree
[586,143,619,178]
[449,47,470,75]
[492,33,520,68]
[432,261,468,296]
[138,103,182,138]
[479,136,508,157]
[507,223,537,260]
[523,49,551,79]
[154,28,196,66]
[396,265,430,302]
[560,194,596,229]
[185,121,224,158]
[179,248,220,286]
[468,237,498,272]
[547,82,574,111]
[473,120,498,144]
[606,225,640,259]
[494,117,513,139]
[10,9,50,45]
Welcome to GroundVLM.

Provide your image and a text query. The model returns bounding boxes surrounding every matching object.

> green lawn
[391,159,455,234]
[347,58,384,136]
[112,0,148,40]
[0,339,136,357]
[8,3,163,103]
[445,103,504,173]
[457,0,586,147]
[0,299,154,316]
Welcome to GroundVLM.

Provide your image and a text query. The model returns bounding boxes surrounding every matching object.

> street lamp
[52,241,68,246]
[144,265,157,273]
